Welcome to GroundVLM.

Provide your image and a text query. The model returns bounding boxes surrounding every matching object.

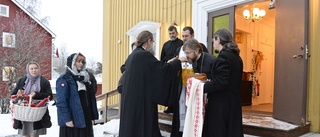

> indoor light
[242,7,266,22]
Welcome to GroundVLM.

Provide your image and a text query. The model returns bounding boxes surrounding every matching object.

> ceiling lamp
[243,8,266,22]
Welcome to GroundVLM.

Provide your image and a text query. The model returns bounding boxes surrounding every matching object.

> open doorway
[235,0,276,116]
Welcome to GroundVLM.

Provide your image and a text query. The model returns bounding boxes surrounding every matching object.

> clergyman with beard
[160,25,184,63]
[170,39,217,137]
[183,39,216,79]
[119,30,184,137]
[160,25,184,114]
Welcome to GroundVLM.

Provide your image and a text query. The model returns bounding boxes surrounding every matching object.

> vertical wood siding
[103,0,192,91]
[103,0,192,108]
[308,0,320,132]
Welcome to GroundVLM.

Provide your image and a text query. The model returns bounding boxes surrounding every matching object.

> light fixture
[269,0,275,9]
[171,21,178,26]
[242,7,266,22]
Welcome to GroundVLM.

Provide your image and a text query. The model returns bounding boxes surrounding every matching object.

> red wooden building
[0,0,55,98]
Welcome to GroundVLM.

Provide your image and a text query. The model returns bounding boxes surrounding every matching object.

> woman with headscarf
[56,53,98,137]
[11,61,53,137]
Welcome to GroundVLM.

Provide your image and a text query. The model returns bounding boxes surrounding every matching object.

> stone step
[158,112,310,137]
[159,119,172,132]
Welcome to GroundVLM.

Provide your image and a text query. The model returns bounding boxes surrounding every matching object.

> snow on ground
[0,103,318,137]
[0,102,119,137]
[0,102,170,137]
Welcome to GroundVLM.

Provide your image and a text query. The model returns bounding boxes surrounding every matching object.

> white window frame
[0,4,9,17]
[2,32,16,48]
[126,21,161,60]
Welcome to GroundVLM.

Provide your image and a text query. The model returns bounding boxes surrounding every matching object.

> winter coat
[56,72,98,128]
[11,76,53,130]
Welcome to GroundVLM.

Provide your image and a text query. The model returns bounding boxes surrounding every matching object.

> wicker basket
[14,105,47,122]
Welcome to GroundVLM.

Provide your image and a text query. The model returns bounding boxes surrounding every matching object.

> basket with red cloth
[11,93,50,122]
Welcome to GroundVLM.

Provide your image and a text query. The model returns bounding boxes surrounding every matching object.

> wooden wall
[102,0,193,108]
[308,0,320,132]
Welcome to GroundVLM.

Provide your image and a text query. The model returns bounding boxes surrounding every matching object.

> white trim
[0,4,9,17]
[192,0,252,44]
[11,0,56,38]
[126,21,161,59]
[2,32,16,48]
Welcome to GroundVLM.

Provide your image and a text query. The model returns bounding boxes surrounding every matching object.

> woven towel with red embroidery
[183,77,206,137]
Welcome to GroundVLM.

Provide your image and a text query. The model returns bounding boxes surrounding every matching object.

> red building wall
[0,0,53,97]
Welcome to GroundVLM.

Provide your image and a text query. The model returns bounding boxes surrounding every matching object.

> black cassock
[119,47,181,137]
[203,50,244,137]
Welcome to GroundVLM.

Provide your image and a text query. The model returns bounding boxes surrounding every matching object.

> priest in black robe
[170,39,216,137]
[119,30,182,137]
[202,29,244,137]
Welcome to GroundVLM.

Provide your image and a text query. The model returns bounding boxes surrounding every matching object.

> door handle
[293,54,303,59]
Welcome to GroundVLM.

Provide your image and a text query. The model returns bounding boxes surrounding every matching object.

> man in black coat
[161,25,184,113]
[202,28,244,137]
[161,25,184,63]
[119,30,182,137]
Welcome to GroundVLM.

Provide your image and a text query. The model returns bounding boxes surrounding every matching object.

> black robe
[202,50,244,137]
[160,38,183,63]
[170,52,216,137]
[119,47,181,137]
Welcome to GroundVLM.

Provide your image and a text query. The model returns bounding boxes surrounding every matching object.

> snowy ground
[0,102,169,137]
[0,103,319,137]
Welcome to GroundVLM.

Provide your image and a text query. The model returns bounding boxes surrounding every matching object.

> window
[0,4,9,17]
[126,21,161,59]
[2,32,16,48]
[2,66,15,81]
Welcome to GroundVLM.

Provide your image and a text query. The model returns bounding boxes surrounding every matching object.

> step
[158,113,310,136]
[159,119,172,132]
[243,115,310,137]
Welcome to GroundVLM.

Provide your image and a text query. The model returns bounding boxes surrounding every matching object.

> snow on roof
[11,0,56,38]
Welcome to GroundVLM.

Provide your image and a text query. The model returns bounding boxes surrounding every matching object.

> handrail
[94,89,120,124]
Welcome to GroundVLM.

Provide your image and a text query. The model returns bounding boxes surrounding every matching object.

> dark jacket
[56,71,98,128]
[161,38,184,62]
[119,47,181,137]
[202,50,244,137]
[192,52,217,79]
[11,76,53,130]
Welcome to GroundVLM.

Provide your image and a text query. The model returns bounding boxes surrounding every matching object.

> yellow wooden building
[102,0,320,133]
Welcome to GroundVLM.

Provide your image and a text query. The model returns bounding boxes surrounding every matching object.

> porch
[95,90,310,136]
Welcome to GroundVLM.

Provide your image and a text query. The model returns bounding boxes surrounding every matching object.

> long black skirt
[59,90,94,137]
[59,126,93,137]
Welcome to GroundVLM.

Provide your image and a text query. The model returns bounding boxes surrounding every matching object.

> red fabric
[184,78,206,137]
[56,48,59,58]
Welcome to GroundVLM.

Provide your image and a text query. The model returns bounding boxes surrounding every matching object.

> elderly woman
[56,53,98,137]
[11,61,52,137]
